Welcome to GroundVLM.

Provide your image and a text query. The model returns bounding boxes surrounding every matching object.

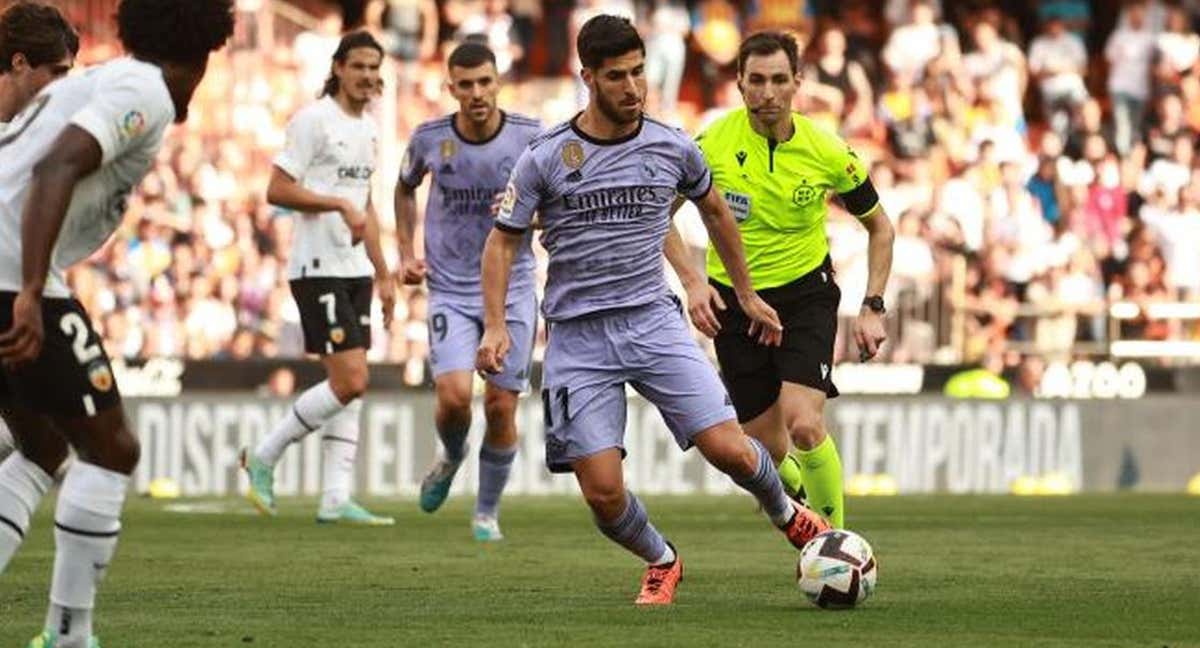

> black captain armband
[837,178,880,218]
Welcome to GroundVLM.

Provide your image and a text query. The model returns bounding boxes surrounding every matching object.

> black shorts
[712,256,840,423]
[0,292,121,418]
[289,276,374,355]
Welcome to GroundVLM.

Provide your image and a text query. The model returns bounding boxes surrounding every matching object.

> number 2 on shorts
[60,312,101,364]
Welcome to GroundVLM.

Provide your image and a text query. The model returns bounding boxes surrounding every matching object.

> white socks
[320,399,362,511]
[46,461,129,647]
[256,380,344,466]
[0,451,54,573]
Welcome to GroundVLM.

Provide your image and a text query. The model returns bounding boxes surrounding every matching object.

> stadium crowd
[54,0,1200,382]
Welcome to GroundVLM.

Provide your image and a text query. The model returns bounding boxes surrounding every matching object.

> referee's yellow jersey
[696,108,879,289]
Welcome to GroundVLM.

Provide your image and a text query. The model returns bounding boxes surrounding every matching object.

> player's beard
[595,88,641,126]
[465,99,495,125]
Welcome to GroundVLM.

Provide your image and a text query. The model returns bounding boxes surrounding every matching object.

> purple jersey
[400,112,541,299]
[496,116,712,321]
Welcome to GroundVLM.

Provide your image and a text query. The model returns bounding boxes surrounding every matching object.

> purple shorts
[541,295,737,473]
[428,290,537,393]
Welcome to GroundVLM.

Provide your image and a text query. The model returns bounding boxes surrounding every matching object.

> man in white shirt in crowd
[1105,1,1156,155]
[1028,16,1089,139]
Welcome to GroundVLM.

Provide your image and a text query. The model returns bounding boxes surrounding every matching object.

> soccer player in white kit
[0,1,79,464]
[0,3,234,646]
[240,31,397,526]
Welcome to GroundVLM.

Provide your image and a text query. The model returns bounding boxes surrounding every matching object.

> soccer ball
[796,530,877,609]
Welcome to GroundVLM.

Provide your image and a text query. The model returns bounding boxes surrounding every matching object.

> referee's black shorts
[711,256,840,423]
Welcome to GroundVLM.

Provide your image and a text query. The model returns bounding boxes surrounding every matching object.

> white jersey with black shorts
[274,96,378,355]
[0,58,174,417]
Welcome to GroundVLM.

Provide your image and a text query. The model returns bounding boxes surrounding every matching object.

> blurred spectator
[378,0,439,63]
[457,0,523,77]
[881,1,949,81]
[804,26,875,136]
[1144,93,1194,162]
[1105,2,1155,156]
[1141,184,1200,299]
[1036,0,1091,41]
[644,0,689,116]
[1028,17,1089,138]
[963,20,1026,134]
[1153,7,1199,94]
[261,367,297,397]
[1064,98,1112,160]
[293,12,342,96]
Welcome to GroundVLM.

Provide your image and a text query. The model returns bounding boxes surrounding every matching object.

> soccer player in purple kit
[477,15,831,605]
[395,42,542,541]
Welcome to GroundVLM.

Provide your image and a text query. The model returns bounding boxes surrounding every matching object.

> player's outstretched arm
[0,126,101,364]
[690,186,783,346]
[393,180,426,284]
[476,228,521,375]
[664,222,725,338]
[853,204,895,360]
[363,196,395,328]
[266,165,365,240]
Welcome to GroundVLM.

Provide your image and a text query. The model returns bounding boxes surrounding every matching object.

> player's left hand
[377,273,396,329]
[684,280,725,338]
[0,288,44,367]
[739,293,783,347]
[476,326,511,376]
[853,310,887,362]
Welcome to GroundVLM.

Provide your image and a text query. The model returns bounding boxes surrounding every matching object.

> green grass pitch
[2,495,1198,647]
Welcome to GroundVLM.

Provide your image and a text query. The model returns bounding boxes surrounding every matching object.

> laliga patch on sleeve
[723,190,751,222]
[499,182,517,214]
[119,110,146,140]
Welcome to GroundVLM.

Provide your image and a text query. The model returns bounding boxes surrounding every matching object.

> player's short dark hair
[117,0,235,66]
[577,14,644,70]
[0,1,79,74]
[737,31,800,76]
[321,30,383,98]
[447,42,496,71]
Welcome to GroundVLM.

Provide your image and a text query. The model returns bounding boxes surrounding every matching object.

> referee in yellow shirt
[667,31,894,528]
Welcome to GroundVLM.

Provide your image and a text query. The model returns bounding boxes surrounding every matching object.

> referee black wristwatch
[862,295,886,314]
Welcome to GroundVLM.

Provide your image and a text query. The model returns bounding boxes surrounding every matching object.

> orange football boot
[635,546,684,605]
[779,501,832,550]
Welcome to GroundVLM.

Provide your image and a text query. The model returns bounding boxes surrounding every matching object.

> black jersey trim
[495,221,527,235]
[0,514,23,539]
[569,113,643,146]
[681,173,714,201]
[451,111,507,145]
